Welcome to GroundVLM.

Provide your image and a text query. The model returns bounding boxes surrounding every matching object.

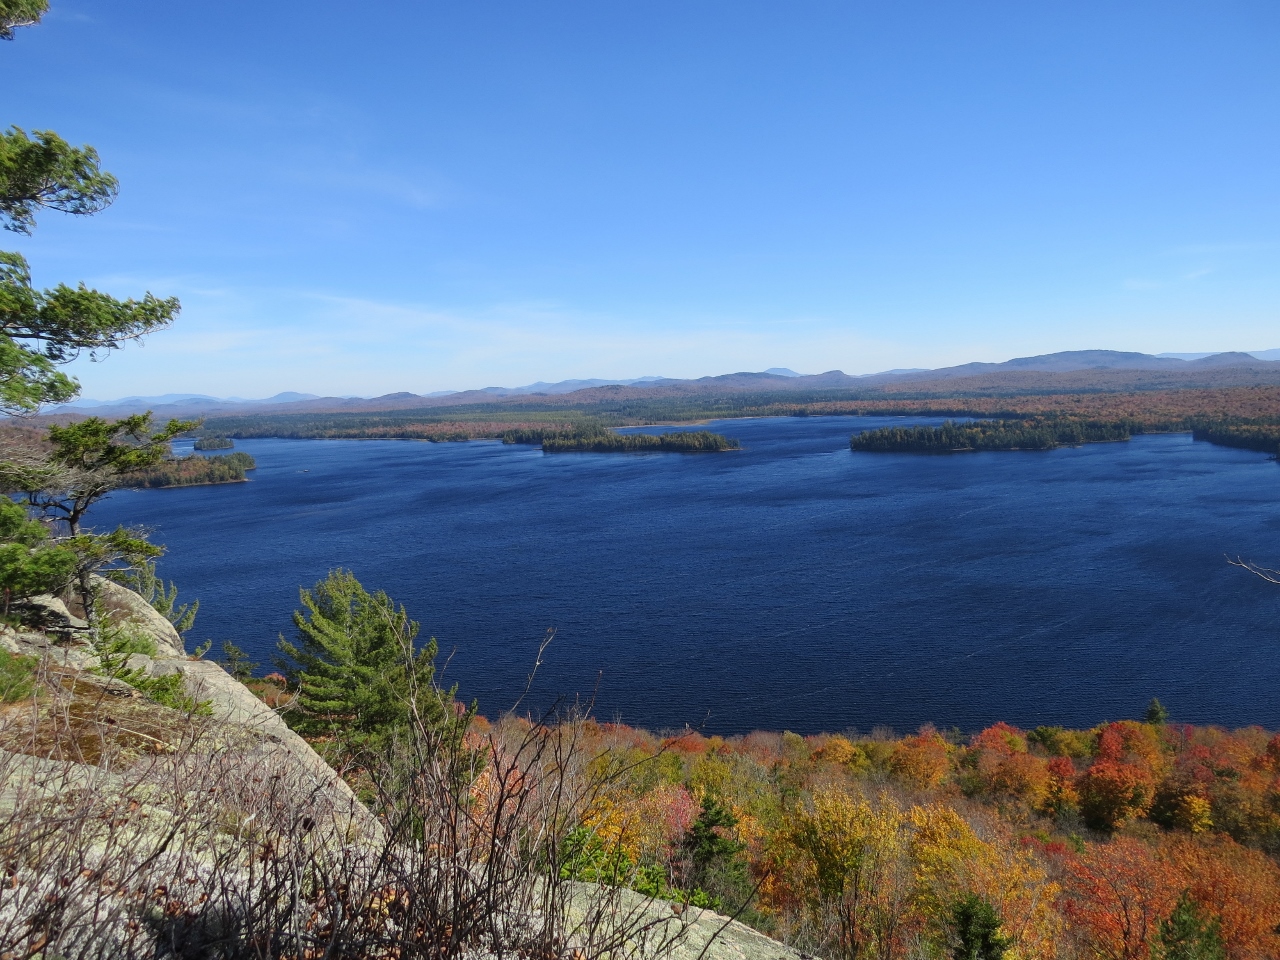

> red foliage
[970,721,1027,756]
[1161,835,1280,959]
[1062,838,1181,960]
[1077,759,1156,832]
[662,731,709,755]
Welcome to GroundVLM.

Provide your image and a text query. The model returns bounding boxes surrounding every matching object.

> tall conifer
[279,569,454,758]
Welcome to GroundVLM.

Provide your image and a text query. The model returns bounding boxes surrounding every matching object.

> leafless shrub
[0,646,707,959]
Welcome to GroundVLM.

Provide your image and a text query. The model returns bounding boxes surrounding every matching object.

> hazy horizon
[48,345,1280,407]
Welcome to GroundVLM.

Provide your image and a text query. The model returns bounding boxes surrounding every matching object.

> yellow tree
[909,805,1061,960]
[783,788,914,960]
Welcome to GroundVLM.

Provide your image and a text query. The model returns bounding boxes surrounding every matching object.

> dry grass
[0,651,707,960]
[0,663,190,768]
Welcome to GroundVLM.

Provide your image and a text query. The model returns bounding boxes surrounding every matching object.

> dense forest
[123,451,256,488]
[200,416,580,442]
[260,610,1280,960]
[480,709,1280,959]
[499,422,739,452]
[500,424,598,445]
[1191,422,1280,456]
[542,430,739,453]
[194,386,1280,461]
[851,418,1140,453]
[192,436,233,450]
[197,416,738,453]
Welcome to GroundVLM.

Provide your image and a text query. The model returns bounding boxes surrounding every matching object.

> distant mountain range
[1159,348,1280,362]
[40,350,1280,420]
[65,391,323,408]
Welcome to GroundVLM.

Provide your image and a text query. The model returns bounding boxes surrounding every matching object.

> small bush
[91,622,208,714]
[0,649,36,702]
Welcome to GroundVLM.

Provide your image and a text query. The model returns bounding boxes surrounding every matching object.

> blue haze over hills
[50,348,1280,417]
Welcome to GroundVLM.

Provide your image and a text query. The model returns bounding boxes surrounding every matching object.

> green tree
[0,496,74,614]
[0,250,179,413]
[5,413,195,535]
[111,558,198,636]
[1,127,117,232]
[1,58,179,415]
[1145,697,1170,725]
[0,4,188,646]
[951,894,1010,960]
[680,794,750,909]
[277,569,455,760]
[0,0,46,41]
[1154,892,1226,960]
[218,639,258,682]
[0,414,193,619]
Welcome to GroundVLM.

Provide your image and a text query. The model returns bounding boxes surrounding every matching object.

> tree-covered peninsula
[851,417,1139,453]
[1191,422,1280,456]
[193,435,233,450]
[123,451,256,488]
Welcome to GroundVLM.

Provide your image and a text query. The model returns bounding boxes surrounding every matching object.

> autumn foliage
[530,714,1280,960]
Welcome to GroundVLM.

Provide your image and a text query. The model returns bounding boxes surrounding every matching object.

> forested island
[500,424,738,452]
[542,430,739,453]
[123,451,256,488]
[190,385,1280,462]
[193,435,234,450]
[851,417,1140,453]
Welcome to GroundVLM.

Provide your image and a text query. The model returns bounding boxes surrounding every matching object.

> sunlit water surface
[94,416,1280,735]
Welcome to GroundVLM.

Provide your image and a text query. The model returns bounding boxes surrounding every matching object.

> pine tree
[0,497,75,615]
[218,640,257,682]
[680,795,749,908]
[1154,892,1226,960]
[952,894,1010,960]
[277,569,454,758]
[1146,697,1170,725]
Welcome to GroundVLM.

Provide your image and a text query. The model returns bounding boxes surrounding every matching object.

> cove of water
[93,416,1280,735]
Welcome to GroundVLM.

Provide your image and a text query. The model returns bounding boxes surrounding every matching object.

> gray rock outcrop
[0,581,807,960]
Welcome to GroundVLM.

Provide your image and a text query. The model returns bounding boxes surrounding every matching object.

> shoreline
[126,477,251,491]
[191,419,1218,448]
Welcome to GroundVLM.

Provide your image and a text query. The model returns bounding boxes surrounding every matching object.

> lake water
[94,416,1280,735]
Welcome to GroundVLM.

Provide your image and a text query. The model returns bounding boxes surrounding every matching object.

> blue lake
[94,416,1280,735]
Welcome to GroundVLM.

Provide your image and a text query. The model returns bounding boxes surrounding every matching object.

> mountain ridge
[39,349,1280,420]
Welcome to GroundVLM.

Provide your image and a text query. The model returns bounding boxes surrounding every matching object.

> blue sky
[5,1,1280,398]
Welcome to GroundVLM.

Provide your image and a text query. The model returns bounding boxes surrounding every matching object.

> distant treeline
[193,436,233,450]
[501,425,598,445]
[542,430,739,453]
[192,388,1280,461]
[124,451,257,488]
[200,417,578,442]
[1191,422,1280,456]
[851,417,1140,453]
[197,386,1280,440]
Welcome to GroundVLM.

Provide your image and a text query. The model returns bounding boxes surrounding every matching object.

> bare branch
[1228,555,1280,585]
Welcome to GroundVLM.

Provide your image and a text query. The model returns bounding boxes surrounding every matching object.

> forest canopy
[850,417,1139,453]
[123,451,255,488]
